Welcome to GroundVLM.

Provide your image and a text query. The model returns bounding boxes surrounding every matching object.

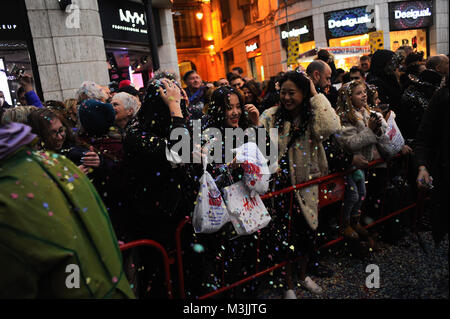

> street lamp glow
[196,12,203,20]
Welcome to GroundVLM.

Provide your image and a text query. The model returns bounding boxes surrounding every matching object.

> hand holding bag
[192,156,230,233]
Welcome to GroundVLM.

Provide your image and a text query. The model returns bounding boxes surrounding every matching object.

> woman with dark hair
[241,80,263,112]
[122,74,198,298]
[259,70,341,298]
[260,75,281,112]
[27,108,100,175]
[188,85,271,298]
[366,49,403,114]
[399,51,426,91]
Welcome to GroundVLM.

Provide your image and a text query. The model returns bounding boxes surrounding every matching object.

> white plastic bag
[222,181,271,236]
[233,142,271,196]
[192,157,230,233]
[385,111,405,154]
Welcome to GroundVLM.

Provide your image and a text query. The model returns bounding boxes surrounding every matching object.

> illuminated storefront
[98,0,161,89]
[0,1,41,106]
[279,16,315,69]
[388,1,433,58]
[245,36,264,81]
[324,6,375,71]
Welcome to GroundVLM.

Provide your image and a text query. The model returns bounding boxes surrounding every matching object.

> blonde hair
[336,80,370,126]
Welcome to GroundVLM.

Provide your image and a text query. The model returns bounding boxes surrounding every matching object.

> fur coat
[260,93,341,230]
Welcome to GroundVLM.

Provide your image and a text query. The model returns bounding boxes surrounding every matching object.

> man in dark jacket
[415,78,449,245]
[183,70,208,120]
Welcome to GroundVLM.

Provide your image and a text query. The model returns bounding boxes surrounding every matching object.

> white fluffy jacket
[260,93,341,230]
[336,108,395,162]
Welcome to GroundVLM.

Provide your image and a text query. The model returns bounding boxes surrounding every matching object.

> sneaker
[283,289,297,299]
[299,276,323,294]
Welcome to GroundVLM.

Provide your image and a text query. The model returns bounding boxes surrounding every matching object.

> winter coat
[260,93,341,230]
[122,116,197,245]
[0,145,134,298]
[414,82,449,244]
[398,71,442,141]
[366,50,402,114]
[336,108,395,162]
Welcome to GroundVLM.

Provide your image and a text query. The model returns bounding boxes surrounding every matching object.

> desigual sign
[245,36,261,59]
[389,1,433,31]
[324,7,375,39]
[279,16,314,47]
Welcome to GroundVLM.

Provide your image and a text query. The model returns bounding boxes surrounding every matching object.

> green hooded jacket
[0,147,135,299]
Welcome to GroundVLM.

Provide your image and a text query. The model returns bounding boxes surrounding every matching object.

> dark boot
[340,219,359,239]
[351,215,370,237]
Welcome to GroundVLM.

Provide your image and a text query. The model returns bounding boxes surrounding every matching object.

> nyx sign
[98,0,149,44]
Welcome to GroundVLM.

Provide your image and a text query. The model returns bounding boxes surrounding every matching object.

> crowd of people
[0,46,448,299]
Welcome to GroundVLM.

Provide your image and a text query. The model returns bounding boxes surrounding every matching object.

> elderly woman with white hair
[76,81,109,103]
[111,92,140,129]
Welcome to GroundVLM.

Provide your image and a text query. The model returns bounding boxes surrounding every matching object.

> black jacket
[414,81,449,244]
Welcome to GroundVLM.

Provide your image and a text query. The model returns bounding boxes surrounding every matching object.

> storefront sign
[324,7,375,40]
[0,2,27,40]
[98,0,149,44]
[389,1,433,31]
[279,16,314,47]
[245,36,261,59]
[326,46,371,56]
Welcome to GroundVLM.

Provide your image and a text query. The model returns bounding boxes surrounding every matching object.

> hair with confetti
[207,85,250,130]
[137,72,188,137]
[336,80,371,126]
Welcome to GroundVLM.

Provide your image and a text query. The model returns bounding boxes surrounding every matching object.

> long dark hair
[274,71,314,140]
[137,72,188,137]
[242,80,262,105]
[207,86,250,130]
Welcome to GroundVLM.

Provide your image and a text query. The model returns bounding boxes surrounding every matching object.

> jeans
[343,169,366,221]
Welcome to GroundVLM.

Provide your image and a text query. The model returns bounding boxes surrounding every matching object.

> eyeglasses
[51,126,66,138]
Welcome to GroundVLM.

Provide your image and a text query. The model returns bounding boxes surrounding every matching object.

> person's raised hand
[159,78,182,117]
[245,104,260,126]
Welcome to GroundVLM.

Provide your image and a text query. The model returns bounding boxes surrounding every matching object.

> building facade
[0,0,179,105]
[173,0,448,83]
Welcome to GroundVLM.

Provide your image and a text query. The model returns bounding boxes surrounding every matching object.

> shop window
[0,41,35,106]
[223,49,234,73]
[390,29,427,58]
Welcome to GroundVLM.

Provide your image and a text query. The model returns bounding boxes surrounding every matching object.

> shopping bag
[233,142,271,196]
[192,157,230,233]
[222,181,271,236]
[385,112,405,154]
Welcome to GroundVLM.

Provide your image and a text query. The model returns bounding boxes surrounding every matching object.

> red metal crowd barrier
[175,153,428,299]
[119,239,174,299]
[118,153,428,299]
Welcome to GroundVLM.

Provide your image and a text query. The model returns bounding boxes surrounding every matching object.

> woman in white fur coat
[259,71,341,298]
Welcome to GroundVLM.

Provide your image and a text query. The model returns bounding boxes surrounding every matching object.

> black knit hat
[78,99,116,137]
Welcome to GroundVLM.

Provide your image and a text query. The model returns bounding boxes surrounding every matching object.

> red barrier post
[120,239,174,299]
